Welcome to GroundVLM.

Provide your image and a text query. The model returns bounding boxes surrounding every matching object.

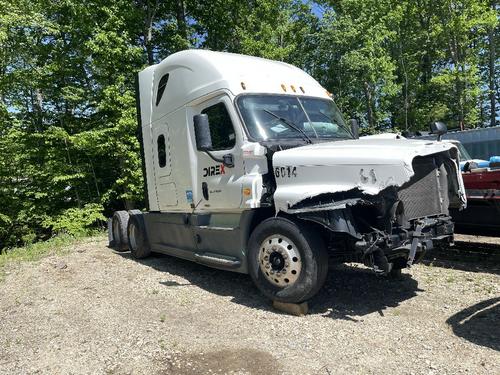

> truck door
[193,95,244,211]
[152,121,178,210]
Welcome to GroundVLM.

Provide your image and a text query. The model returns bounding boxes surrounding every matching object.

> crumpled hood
[272,136,466,212]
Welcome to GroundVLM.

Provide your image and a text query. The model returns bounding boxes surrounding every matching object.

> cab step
[194,252,241,269]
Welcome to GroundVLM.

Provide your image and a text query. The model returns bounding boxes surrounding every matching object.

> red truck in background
[451,143,500,232]
[406,128,500,233]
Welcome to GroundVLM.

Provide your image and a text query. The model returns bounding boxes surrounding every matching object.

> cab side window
[157,134,166,167]
[201,102,236,150]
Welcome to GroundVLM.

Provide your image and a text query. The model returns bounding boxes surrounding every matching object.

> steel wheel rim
[129,223,138,251]
[258,235,302,287]
[112,220,121,243]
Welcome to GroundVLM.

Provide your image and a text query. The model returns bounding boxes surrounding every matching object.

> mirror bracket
[204,150,234,168]
[222,154,234,168]
[430,121,448,141]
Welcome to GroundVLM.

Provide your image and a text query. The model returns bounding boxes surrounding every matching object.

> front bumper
[388,216,454,266]
[357,215,454,273]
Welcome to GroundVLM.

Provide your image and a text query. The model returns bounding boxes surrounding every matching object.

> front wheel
[247,217,328,303]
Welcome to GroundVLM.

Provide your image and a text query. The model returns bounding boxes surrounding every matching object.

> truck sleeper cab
[110,50,466,304]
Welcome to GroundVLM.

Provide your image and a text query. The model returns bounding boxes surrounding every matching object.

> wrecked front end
[271,138,466,274]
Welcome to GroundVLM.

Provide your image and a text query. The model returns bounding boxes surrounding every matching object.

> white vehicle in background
[110,50,466,304]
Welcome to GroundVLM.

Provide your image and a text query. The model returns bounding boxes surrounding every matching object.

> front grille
[398,156,448,220]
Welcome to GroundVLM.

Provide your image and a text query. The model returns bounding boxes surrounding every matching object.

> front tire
[248,217,328,303]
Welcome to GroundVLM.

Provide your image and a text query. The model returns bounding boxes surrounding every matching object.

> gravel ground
[0,236,499,374]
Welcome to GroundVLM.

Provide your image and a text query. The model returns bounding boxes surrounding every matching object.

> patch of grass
[0,232,105,281]
[159,339,166,350]
[159,313,166,323]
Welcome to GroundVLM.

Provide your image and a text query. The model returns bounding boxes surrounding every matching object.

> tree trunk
[176,0,187,41]
[137,0,158,65]
[488,3,496,127]
[364,81,374,128]
[63,137,82,209]
[145,8,154,65]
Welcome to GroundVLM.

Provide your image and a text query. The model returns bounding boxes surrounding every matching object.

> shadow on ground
[118,251,421,320]
[446,297,500,351]
[422,246,500,276]
[309,264,421,320]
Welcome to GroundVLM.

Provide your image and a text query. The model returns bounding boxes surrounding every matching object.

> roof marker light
[299,86,305,93]
[290,85,296,93]
[281,84,287,92]
[241,82,246,90]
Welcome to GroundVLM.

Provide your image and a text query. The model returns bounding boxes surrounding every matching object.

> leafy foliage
[42,203,106,237]
[0,0,498,250]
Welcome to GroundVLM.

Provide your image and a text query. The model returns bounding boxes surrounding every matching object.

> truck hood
[272,136,466,213]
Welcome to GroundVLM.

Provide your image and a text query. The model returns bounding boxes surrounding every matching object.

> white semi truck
[110,50,466,303]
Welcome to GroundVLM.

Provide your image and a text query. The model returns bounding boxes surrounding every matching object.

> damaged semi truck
[110,50,466,303]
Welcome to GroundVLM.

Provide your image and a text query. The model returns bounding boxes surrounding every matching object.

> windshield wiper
[262,109,312,144]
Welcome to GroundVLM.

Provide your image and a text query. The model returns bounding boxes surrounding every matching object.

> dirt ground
[0,236,499,375]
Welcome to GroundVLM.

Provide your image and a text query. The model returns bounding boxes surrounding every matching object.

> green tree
[314,0,399,130]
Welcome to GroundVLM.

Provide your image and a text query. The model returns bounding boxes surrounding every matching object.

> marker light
[290,85,296,93]
[241,82,246,90]
[281,84,287,92]
[299,86,305,93]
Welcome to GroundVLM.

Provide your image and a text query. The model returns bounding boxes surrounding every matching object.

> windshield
[236,95,353,141]
[455,142,473,161]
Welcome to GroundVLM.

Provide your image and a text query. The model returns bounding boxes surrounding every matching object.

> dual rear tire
[111,210,150,259]
[127,212,151,259]
[111,211,129,251]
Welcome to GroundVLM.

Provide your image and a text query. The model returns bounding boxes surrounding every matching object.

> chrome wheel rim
[259,235,302,287]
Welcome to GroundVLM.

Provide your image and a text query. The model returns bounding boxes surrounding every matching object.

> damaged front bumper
[355,215,454,274]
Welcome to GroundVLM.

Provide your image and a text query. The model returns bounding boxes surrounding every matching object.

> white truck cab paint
[111,49,466,304]
[137,49,330,213]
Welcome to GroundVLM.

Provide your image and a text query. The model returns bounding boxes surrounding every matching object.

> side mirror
[193,114,212,151]
[430,121,447,141]
[349,118,359,139]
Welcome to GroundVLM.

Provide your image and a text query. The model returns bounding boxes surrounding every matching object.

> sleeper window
[156,73,169,106]
[157,135,166,167]
[201,102,236,150]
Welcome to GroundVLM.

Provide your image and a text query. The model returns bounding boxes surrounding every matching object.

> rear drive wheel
[111,211,130,251]
[248,217,328,303]
[127,213,151,259]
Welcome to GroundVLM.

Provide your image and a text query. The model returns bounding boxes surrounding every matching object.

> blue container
[476,160,490,168]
